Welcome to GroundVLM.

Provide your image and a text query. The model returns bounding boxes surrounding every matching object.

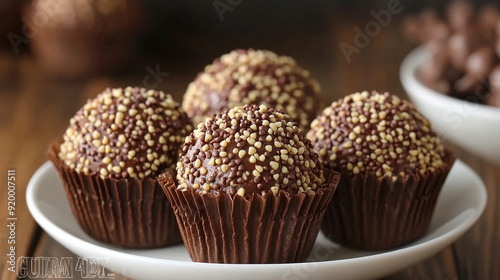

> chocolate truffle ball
[307,91,446,180]
[447,0,475,32]
[478,4,500,38]
[402,9,449,45]
[455,45,497,94]
[488,65,500,107]
[59,87,193,179]
[182,49,323,129]
[176,104,326,197]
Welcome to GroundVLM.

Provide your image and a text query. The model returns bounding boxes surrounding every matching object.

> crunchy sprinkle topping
[307,91,446,178]
[182,49,322,129]
[177,104,325,197]
[59,87,193,179]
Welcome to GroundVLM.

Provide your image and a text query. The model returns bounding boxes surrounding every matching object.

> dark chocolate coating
[478,4,499,39]
[182,49,323,129]
[402,9,449,44]
[447,29,483,71]
[487,91,500,107]
[176,104,326,197]
[420,44,461,95]
[307,91,446,179]
[455,46,497,93]
[59,87,193,179]
[488,66,500,107]
[447,0,475,32]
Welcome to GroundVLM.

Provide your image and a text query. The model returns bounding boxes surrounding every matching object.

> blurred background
[1,0,498,103]
[1,0,479,105]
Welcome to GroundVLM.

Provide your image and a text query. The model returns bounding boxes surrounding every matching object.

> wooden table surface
[0,12,499,280]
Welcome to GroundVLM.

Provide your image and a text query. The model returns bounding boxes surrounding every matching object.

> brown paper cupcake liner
[48,140,182,249]
[321,151,456,251]
[158,170,339,263]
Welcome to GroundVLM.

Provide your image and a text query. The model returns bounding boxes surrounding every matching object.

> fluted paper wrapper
[48,141,182,249]
[321,152,456,251]
[158,170,339,263]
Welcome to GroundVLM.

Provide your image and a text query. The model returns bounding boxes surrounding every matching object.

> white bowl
[400,46,500,166]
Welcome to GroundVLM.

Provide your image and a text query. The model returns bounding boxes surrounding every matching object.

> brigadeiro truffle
[27,0,144,79]
[182,49,323,129]
[158,104,339,263]
[49,87,193,248]
[307,91,455,250]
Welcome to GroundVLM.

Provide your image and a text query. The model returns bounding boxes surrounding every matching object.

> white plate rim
[26,160,487,279]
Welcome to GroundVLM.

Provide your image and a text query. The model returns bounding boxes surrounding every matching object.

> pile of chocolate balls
[403,0,500,107]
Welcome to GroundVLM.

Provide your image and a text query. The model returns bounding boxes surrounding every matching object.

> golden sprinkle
[237,188,245,197]
[239,150,247,158]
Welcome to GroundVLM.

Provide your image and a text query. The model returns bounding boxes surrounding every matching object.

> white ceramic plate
[400,46,500,165]
[27,161,486,280]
